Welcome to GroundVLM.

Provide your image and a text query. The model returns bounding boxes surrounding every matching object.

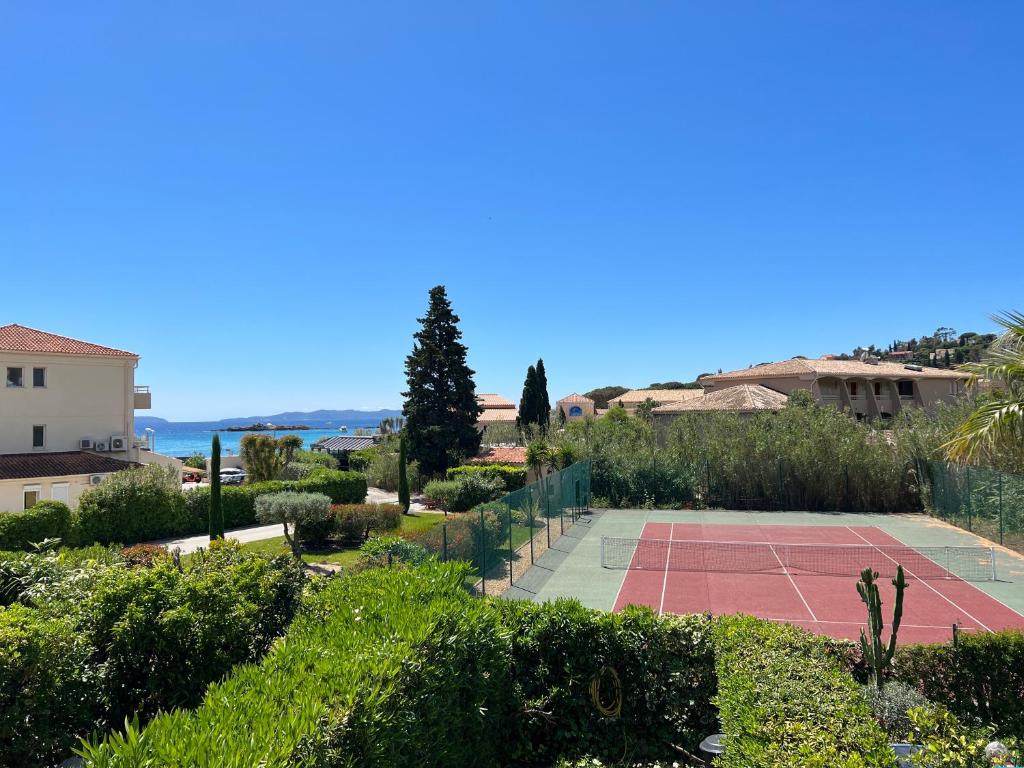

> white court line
[769,542,818,622]
[610,522,647,611]
[845,526,992,633]
[658,523,674,615]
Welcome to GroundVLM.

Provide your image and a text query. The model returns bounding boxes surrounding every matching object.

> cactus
[857,564,907,689]
[210,434,224,540]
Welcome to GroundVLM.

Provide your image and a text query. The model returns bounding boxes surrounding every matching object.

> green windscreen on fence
[925,461,1024,555]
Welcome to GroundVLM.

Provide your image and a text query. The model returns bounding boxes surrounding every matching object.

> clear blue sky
[2,3,1022,420]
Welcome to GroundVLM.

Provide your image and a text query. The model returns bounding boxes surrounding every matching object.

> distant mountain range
[136,409,402,430]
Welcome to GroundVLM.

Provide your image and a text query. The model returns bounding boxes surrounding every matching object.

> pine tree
[519,365,538,428]
[210,434,224,539]
[398,432,410,514]
[535,358,551,432]
[403,286,482,477]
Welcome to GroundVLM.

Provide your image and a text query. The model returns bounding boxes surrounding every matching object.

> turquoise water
[146,423,380,458]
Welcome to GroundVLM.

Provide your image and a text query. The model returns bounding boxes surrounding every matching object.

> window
[32,425,45,448]
[51,483,70,504]
[848,382,858,396]
[898,381,914,398]
[949,380,961,396]
[873,382,882,396]
[569,405,583,417]
[23,485,41,509]
[33,367,46,387]
[6,367,23,387]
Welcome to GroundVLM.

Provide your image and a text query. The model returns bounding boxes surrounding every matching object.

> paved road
[154,487,430,554]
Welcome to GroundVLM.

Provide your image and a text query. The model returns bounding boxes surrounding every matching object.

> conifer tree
[403,286,482,477]
[519,365,538,428]
[535,358,551,432]
[398,432,411,514]
[210,434,224,539]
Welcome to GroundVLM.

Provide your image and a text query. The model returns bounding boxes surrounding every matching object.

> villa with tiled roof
[556,393,595,421]
[652,384,787,426]
[475,392,519,427]
[698,356,969,421]
[609,388,704,414]
[0,324,172,511]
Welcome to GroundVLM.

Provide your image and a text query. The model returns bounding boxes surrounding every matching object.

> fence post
[998,472,1004,545]
[528,500,535,565]
[507,501,514,587]
[545,481,551,549]
[442,522,448,562]
[966,466,972,532]
[778,458,784,510]
[479,506,486,597]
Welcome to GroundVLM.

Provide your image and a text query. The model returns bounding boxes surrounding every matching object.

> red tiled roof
[0,451,138,481]
[476,393,516,409]
[468,446,528,466]
[477,408,519,423]
[0,324,137,358]
[704,357,969,382]
[557,393,594,405]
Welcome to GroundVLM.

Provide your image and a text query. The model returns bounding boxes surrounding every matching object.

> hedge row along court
[75,563,1020,768]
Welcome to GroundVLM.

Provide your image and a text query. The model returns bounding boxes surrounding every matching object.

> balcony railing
[134,385,152,409]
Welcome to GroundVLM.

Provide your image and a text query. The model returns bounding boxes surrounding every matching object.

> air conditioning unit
[89,474,105,485]
[79,438,94,450]
[109,435,128,451]
[94,441,108,452]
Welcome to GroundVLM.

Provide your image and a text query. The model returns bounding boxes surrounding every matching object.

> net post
[528,501,534,565]
[991,547,998,582]
[945,546,951,580]
[998,473,1004,545]
[600,536,606,568]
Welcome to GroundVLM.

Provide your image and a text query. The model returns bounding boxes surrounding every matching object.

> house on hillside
[556,393,595,421]
[0,324,178,510]
[698,356,969,421]
[608,388,704,414]
[475,393,519,428]
[310,435,378,469]
[651,384,787,428]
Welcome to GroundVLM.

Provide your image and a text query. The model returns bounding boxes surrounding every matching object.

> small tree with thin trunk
[398,432,411,514]
[210,434,224,539]
[241,434,285,482]
[255,491,331,559]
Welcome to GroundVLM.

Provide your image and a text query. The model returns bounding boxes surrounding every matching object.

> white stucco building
[0,324,176,511]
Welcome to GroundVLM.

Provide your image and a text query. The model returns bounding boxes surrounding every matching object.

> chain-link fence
[402,460,592,596]
[923,461,1024,554]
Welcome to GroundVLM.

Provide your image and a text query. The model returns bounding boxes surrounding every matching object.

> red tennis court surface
[612,522,1024,643]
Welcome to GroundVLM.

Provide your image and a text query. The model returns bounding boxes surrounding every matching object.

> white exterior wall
[0,473,101,511]
[0,350,138,460]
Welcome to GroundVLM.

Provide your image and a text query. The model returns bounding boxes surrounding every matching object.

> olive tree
[255,491,331,558]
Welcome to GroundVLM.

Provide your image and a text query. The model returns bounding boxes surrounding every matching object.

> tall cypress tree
[398,432,410,514]
[403,286,482,477]
[210,434,223,539]
[535,358,551,432]
[519,365,538,428]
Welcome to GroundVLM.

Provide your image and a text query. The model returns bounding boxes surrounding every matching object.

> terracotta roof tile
[469,446,528,465]
[653,384,788,414]
[704,357,969,382]
[557,393,594,405]
[612,388,705,405]
[476,393,516,409]
[0,324,137,358]
[0,451,138,481]
[477,408,519,423]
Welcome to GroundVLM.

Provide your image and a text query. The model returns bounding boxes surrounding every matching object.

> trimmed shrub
[347,445,380,473]
[0,500,71,550]
[327,503,403,544]
[423,474,504,512]
[894,629,1024,740]
[293,468,367,505]
[356,536,431,568]
[447,463,527,492]
[861,681,932,740]
[712,615,894,767]
[72,465,187,545]
[255,492,331,557]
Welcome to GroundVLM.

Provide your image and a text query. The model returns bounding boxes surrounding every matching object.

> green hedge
[713,616,895,767]
[0,500,71,550]
[423,474,504,512]
[894,629,1024,740]
[0,542,306,767]
[447,464,528,492]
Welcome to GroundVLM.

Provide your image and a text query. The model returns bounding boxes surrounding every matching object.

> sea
[145,418,385,459]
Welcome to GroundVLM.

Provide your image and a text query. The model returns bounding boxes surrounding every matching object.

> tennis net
[600,536,998,581]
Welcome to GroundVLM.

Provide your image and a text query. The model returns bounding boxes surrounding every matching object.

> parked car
[182,471,202,483]
[219,468,246,485]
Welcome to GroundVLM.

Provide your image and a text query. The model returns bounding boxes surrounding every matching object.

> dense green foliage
[255,492,331,557]
[403,285,482,477]
[423,474,505,512]
[0,500,71,550]
[713,615,895,767]
[183,452,206,469]
[518,358,551,432]
[355,536,431,567]
[74,464,188,545]
[582,386,629,410]
[0,542,306,767]
[301,503,403,544]
[894,630,1024,740]
[402,510,504,570]
[447,463,528,491]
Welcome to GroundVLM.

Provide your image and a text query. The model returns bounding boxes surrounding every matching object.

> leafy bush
[423,474,504,512]
[72,465,187,545]
[119,543,169,567]
[347,445,380,472]
[0,542,306,766]
[403,510,503,570]
[183,452,206,470]
[0,499,71,550]
[447,463,528,491]
[294,449,339,469]
[356,536,431,568]
[894,629,1024,740]
[861,681,932,739]
[712,615,894,767]
[329,503,402,543]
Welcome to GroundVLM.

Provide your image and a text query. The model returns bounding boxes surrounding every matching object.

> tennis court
[608,521,1024,643]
